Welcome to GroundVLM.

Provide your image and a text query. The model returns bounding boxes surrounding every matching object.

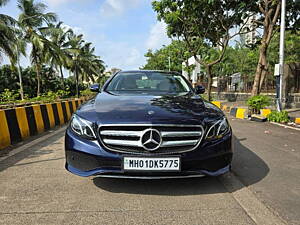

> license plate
[123,157,180,171]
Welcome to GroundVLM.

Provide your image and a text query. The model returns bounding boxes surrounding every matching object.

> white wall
[182,55,201,85]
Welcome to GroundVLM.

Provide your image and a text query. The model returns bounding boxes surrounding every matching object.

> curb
[229,107,248,119]
[212,101,300,125]
[0,97,86,150]
[211,101,249,119]
[290,116,300,125]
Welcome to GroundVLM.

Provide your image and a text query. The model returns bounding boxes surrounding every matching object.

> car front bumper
[65,128,233,178]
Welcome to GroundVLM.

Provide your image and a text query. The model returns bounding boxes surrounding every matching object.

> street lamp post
[277,0,286,111]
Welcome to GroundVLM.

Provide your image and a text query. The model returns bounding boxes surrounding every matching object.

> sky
[1,0,171,71]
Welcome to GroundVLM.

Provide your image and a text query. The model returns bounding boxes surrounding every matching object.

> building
[242,16,257,45]
[182,55,202,86]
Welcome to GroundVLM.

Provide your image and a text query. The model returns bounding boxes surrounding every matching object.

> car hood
[76,92,224,125]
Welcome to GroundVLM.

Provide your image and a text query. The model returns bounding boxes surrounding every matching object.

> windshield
[105,71,192,95]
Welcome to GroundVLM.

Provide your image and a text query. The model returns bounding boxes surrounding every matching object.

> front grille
[98,124,204,155]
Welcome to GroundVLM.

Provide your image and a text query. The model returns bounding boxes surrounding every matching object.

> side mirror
[90,83,100,92]
[194,85,205,94]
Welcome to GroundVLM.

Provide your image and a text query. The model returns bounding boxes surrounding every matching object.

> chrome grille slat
[100,130,141,137]
[103,139,141,147]
[161,131,201,137]
[98,124,204,155]
[161,140,199,147]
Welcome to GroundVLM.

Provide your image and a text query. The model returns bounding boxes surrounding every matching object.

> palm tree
[66,33,84,97]
[46,22,73,88]
[66,33,105,97]
[0,0,26,100]
[77,42,105,83]
[9,29,27,100]
[0,0,15,61]
[17,0,57,96]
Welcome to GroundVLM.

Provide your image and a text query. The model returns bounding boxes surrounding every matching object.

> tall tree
[153,0,253,100]
[17,0,57,96]
[142,40,195,78]
[0,0,15,61]
[46,22,73,87]
[9,28,27,100]
[0,0,27,100]
[250,0,300,96]
[66,32,105,97]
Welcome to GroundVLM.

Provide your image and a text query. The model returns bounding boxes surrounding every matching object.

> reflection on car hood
[76,92,224,125]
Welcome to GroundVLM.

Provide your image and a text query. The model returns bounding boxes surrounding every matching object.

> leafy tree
[214,30,300,92]
[142,40,196,80]
[152,0,253,100]
[249,0,300,96]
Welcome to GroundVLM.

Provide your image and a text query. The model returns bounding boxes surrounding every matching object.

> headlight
[70,114,96,139]
[205,118,229,140]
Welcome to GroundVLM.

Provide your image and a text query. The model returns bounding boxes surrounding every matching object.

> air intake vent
[98,124,204,155]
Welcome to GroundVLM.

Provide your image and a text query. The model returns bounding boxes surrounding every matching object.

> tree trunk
[16,60,24,100]
[75,68,79,98]
[206,66,213,101]
[10,57,24,100]
[36,64,41,97]
[259,63,268,92]
[251,1,281,96]
[251,43,267,96]
[59,65,64,88]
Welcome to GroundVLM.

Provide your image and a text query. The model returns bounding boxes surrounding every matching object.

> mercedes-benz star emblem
[140,128,162,151]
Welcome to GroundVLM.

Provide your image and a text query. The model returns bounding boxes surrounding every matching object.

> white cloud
[62,24,85,36]
[45,0,71,7]
[146,21,171,50]
[94,21,171,70]
[94,34,145,70]
[99,0,141,17]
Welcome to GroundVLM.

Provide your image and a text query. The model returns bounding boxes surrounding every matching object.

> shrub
[247,95,271,113]
[267,111,290,123]
[56,90,70,98]
[0,89,19,102]
[80,89,96,98]
[31,90,70,102]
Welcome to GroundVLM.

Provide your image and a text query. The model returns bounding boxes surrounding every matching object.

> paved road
[0,117,299,225]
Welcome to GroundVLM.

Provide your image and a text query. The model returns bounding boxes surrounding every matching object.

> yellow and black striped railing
[0,98,86,150]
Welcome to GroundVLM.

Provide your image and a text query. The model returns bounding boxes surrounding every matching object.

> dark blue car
[65,70,232,179]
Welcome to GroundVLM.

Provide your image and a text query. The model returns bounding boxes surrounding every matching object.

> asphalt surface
[0,116,299,225]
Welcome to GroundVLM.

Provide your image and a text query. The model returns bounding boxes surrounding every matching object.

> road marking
[219,173,287,225]
[0,126,66,162]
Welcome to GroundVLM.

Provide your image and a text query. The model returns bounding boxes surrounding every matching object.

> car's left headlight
[70,114,96,139]
[205,118,230,140]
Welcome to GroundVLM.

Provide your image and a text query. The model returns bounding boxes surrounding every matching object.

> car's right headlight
[205,117,230,140]
[70,114,96,139]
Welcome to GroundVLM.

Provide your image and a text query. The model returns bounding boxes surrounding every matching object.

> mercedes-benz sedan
[65,70,232,179]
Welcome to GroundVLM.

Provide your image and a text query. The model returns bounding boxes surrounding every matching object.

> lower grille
[98,124,204,155]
